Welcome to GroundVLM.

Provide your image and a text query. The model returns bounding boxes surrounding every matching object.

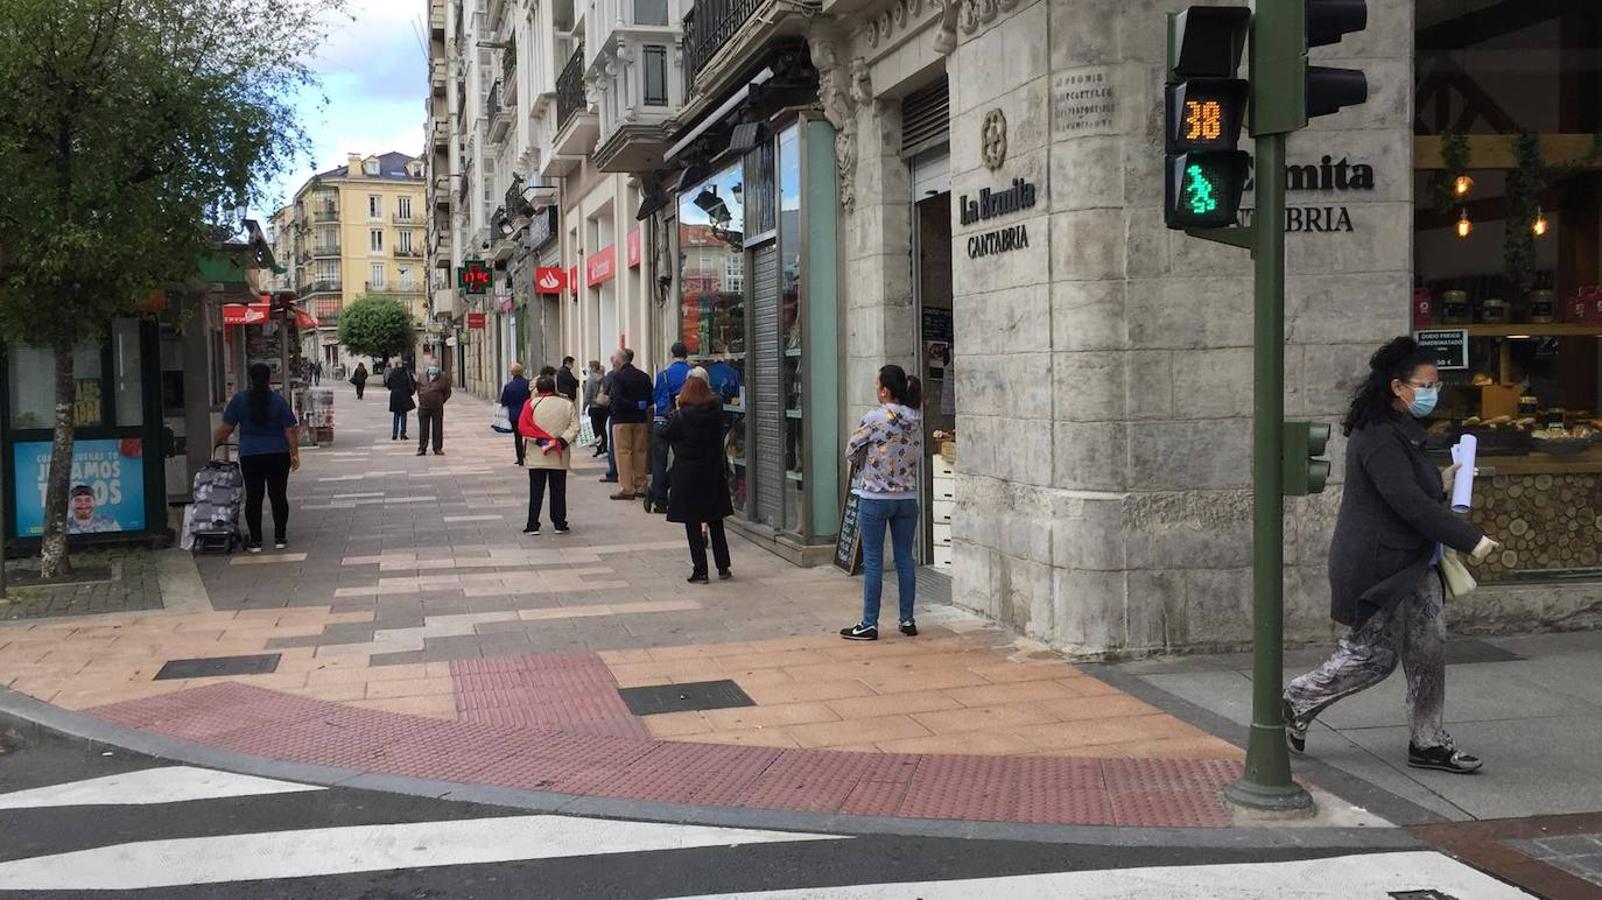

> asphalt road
[0,724,1527,899]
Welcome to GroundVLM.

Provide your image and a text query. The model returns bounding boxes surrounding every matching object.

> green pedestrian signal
[1163,6,1251,230]
[1282,421,1332,496]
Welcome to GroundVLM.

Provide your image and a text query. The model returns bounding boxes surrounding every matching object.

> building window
[634,0,667,26]
[368,195,381,219]
[364,159,380,175]
[397,196,412,221]
[399,267,414,292]
[370,229,384,252]
[398,230,414,253]
[370,263,386,290]
[643,46,668,106]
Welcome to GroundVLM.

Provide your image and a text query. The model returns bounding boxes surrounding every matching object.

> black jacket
[385,367,416,414]
[665,403,733,524]
[608,364,653,424]
[556,366,580,402]
[1329,415,1483,626]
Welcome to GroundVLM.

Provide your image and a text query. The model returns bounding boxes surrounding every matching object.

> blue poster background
[12,439,146,536]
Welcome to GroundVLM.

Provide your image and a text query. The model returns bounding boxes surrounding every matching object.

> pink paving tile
[898,755,1018,822]
[1100,757,1242,793]
[839,778,912,817]
[1013,788,1114,825]
[734,750,923,814]
[450,651,649,739]
[1108,789,1232,828]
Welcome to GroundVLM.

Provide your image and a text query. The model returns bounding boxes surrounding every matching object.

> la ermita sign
[960,178,1038,259]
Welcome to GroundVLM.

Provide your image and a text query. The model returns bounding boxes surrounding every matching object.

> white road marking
[0,815,842,890]
[673,851,1532,899]
[0,766,323,810]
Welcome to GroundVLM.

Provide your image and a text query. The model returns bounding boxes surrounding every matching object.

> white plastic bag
[491,404,513,434]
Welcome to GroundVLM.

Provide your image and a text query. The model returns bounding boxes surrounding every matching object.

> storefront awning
[221,302,272,326]
[292,306,321,330]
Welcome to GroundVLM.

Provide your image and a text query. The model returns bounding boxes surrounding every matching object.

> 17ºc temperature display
[1184,99,1223,142]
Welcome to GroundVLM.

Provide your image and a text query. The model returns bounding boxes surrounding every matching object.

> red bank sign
[466,312,487,330]
[626,229,641,268]
[586,244,617,287]
[535,266,566,294]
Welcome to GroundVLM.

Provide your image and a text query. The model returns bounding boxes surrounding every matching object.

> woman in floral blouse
[841,364,924,641]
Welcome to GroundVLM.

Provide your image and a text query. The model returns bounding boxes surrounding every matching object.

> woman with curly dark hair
[1283,336,1501,774]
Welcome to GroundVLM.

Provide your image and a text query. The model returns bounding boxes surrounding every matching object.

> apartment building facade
[272,152,429,372]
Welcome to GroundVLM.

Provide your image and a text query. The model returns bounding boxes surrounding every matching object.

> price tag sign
[1415,329,1468,371]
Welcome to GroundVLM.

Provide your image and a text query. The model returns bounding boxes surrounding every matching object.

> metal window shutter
[750,243,784,529]
[900,76,950,159]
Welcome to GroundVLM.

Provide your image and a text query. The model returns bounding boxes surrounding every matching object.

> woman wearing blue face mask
[1283,336,1501,776]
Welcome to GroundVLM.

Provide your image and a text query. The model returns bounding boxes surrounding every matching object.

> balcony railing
[369,281,424,294]
[297,279,342,296]
[393,213,419,226]
[311,207,339,223]
[310,243,341,258]
[683,0,763,94]
[556,44,586,130]
[393,245,425,258]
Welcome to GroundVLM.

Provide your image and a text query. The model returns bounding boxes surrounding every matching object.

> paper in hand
[1450,434,1477,513]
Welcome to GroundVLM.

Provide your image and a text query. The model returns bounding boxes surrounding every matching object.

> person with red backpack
[518,375,579,535]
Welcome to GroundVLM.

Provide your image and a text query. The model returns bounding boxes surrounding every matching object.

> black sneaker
[1408,743,1482,774]
[1283,698,1308,754]
[599,475,618,483]
[274,541,288,550]
[899,620,917,636]
[553,524,570,535]
[840,623,878,641]
[687,572,709,584]
[523,524,541,535]
[718,569,732,581]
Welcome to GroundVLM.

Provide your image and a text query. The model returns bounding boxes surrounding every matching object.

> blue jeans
[391,411,409,439]
[605,419,618,477]
[859,496,918,627]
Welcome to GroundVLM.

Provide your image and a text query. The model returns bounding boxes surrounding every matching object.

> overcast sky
[259,0,428,216]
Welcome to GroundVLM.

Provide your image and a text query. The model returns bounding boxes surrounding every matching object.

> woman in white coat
[518,375,580,535]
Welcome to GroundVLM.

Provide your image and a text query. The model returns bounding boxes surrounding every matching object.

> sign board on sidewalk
[1415,329,1468,371]
[466,312,487,330]
[834,467,863,576]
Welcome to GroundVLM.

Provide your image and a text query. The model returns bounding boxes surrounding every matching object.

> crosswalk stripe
[671,851,1533,899]
[0,766,323,809]
[0,814,843,890]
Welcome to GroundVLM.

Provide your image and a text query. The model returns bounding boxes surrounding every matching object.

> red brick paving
[89,681,1244,828]
[450,651,648,739]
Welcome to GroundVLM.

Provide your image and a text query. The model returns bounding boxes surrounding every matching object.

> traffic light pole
[1221,126,1312,813]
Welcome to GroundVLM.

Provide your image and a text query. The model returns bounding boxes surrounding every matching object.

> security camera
[480,239,490,250]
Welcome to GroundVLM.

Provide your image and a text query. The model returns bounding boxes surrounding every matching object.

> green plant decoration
[1504,132,1542,295]
[1432,130,1472,211]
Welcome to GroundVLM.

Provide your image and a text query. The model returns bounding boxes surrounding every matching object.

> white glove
[1469,536,1501,564]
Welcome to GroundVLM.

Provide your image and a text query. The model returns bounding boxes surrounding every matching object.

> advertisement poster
[12,439,146,536]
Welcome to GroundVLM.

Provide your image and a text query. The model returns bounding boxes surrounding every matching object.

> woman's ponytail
[878,364,922,410]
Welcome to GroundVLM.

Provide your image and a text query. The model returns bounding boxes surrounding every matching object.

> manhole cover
[617,680,755,716]
[155,653,282,680]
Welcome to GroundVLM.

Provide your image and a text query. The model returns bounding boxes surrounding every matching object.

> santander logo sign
[535,267,566,294]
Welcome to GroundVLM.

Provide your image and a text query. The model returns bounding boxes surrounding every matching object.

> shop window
[643,46,668,106]
[1413,7,1602,581]
[746,138,776,237]
[778,124,804,533]
[112,319,143,427]
[7,343,103,430]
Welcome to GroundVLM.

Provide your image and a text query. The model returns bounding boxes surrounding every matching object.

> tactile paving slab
[88,682,1264,829]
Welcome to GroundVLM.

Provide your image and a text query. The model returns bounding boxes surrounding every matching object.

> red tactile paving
[86,679,1260,829]
[450,652,649,740]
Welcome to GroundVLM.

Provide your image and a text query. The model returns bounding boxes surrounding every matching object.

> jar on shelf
[1528,290,1556,323]
[1519,394,1540,416]
[1441,290,1471,325]
[1482,298,1509,324]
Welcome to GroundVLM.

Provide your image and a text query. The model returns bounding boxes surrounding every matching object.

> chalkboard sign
[1415,329,1468,371]
[834,469,863,575]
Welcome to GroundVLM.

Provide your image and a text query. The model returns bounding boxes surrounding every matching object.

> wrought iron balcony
[556,44,586,130]
[297,279,342,296]
[393,245,425,259]
[310,243,341,258]
[311,206,339,223]
[393,213,419,226]
[683,0,763,94]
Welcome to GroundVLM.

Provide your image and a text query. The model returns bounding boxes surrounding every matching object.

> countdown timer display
[1165,80,1247,152]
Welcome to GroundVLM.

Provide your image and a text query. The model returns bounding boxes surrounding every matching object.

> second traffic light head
[1307,0,1367,47]
[1306,65,1368,119]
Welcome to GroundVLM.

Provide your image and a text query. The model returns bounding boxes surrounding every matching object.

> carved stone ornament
[808,32,866,214]
[980,108,1007,171]
[866,0,936,50]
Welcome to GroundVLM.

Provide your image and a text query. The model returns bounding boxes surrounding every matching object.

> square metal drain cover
[155,653,282,680]
[618,679,755,716]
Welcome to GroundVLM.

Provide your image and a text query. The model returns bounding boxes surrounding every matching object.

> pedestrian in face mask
[1284,336,1501,775]
[416,365,452,456]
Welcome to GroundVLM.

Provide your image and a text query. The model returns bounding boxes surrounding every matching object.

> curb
[0,686,1422,851]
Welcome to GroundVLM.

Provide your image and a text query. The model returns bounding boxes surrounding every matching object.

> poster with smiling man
[12,438,146,537]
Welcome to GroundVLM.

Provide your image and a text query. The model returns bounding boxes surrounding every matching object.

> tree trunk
[38,341,77,579]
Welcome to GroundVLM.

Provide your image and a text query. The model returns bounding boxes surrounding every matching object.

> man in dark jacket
[607,349,654,499]
[415,366,452,456]
[499,364,531,465]
[556,356,580,402]
[646,343,693,514]
[384,364,416,441]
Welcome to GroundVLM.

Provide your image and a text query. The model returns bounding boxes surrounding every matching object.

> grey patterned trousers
[1285,569,1452,751]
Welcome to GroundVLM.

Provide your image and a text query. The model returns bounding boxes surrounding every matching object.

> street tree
[337,295,417,364]
[0,0,345,576]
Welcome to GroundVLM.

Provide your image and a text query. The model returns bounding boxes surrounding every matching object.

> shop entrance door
[911,152,953,572]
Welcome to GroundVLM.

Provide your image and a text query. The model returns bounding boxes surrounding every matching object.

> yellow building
[276,152,427,371]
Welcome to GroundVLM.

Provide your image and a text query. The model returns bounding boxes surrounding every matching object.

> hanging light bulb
[1532,205,1549,237]
[1453,174,1474,197]
[1456,208,1472,238]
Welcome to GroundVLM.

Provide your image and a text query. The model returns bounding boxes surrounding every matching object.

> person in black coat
[556,356,581,402]
[385,364,416,441]
[1284,336,1501,775]
[499,364,532,465]
[664,375,734,583]
[350,362,368,400]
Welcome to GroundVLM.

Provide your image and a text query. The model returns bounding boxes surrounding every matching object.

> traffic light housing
[1282,421,1331,496]
[1164,7,1251,230]
[1252,0,1369,135]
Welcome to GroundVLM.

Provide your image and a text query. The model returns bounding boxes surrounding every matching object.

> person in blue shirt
[214,363,300,552]
[646,342,693,514]
[499,363,531,466]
